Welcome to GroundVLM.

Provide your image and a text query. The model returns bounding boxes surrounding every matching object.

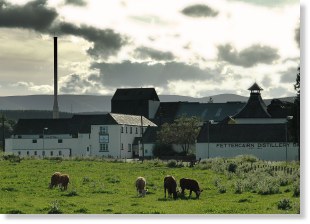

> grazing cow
[135,177,147,197]
[164,175,178,199]
[49,172,61,189]
[180,178,203,199]
[58,174,70,190]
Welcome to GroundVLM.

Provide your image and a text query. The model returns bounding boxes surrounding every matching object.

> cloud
[295,24,300,48]
[227,0,298,7]
[51,22,127,58]
[217,44,280,67]
[11,81,53,93]
[280,67,298,83]
[87,61,228,88]
[181,4,218,18]
[133,47,175,61]
[0,0,57,32]
[0,0,127,58]
[64,0,87,6]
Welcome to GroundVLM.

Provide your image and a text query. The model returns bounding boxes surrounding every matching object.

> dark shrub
[277,198,292,210]
[153,144,176,157]
[228,163,238,173]
[293,183,300,197]
[167,160,177,168]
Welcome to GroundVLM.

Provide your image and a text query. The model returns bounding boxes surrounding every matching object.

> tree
[290,67,300,160]
[0,114,16,151]
[157,115,202,154]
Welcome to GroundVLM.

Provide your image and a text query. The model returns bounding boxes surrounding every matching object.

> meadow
[0,155,300,214]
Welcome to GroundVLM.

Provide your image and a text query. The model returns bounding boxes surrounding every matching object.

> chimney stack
[53,36,59,119]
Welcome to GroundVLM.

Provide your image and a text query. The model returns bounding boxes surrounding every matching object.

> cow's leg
[164,188,167,198]
[181,188,185,195]
[189,190,192,198]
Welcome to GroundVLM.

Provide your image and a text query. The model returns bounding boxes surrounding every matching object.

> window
[18,151,21,155]
[50,151,53,156]
[130,127,132,134]
[18,135,22,139]
[42,151,45,156]
[87,147,89,152]
[126,126,128,133]
[58,139,63,143]
[121,126,124,133]
[121,143,124,150]
[34,151,37,156]
[27,151,29,156]
[145,149,148,154]
[99,126,108,134]
[32,139,37,143]
[99,144,109,152]
[128,144,132,152]
[135,127,138,134]
[59,151,62,156]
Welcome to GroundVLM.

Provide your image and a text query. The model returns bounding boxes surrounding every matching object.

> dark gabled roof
[248,82,263,91]
[112,88,160,101]
[267,99,294,118]
[13,113,156,135]
[233,92,271,118]
[197,123,286,143]
[153,101,246,124]
[71,114,117,133]
[13,119,72,135]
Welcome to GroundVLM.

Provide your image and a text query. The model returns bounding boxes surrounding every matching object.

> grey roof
[197,123,287,143]
[153,101,246,124]
[110,113,157,127]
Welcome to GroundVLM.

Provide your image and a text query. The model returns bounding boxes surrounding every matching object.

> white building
[5,113,156,158]
[196,83,299,161]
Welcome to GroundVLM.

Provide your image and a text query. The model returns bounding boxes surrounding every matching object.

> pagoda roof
[248,82,263,91]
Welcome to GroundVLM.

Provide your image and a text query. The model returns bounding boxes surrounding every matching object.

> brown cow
[49,172,61,189]
[164,175,178,199]
[59,174,70,190]
[135,177,147,197]
[180,178,203,199]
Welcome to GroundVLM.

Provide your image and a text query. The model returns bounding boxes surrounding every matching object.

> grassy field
[0,155,300,214]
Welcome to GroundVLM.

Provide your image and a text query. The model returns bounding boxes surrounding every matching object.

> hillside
[0,94,295,114]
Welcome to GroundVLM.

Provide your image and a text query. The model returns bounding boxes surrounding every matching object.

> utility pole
[140,115,144,163]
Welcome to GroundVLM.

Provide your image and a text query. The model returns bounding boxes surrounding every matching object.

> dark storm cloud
[0,0,57,32]
[280,67,298,83]
[217,44,280,67]
[88,61,224,87]
[51,22,127,58]
[64,0,87,6]
[181,4,218,18]
[134,47,175,61]
[0,0,127,58]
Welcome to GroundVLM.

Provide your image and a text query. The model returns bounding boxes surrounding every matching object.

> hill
[0,94,295,114]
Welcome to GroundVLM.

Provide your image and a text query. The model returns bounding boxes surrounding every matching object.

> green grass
[0,157,300,214]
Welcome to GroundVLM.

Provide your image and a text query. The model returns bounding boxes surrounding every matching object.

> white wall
[196,142,299,161]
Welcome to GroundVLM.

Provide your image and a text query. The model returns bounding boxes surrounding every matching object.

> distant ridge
[0,94,295,114]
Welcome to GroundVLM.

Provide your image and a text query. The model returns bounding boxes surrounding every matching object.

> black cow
[180,178,203,199]
[164,175,178,199]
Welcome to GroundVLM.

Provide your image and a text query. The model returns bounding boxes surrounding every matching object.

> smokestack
[53,36,59,119]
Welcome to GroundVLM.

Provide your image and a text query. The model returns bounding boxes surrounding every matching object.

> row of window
[32,139,63,143]
[121,126,145,134]
[121,143,132,152]
[17,151,63,156]
[99,143,133,152]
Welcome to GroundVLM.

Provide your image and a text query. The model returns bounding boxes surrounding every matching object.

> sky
[0,0,300,98]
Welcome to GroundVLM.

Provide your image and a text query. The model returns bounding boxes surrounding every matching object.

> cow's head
[141,189,148,197]
[196,189,203,198]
